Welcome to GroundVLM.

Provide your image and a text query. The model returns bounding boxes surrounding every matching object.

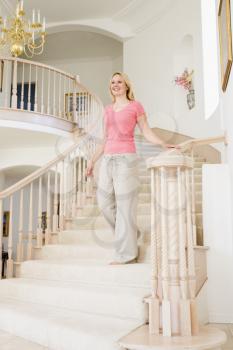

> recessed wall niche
[173,35,194,117]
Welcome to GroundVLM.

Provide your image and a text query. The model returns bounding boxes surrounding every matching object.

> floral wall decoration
[174,69,195,110]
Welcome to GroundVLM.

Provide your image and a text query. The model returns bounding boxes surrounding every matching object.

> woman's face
[110,74,128,98]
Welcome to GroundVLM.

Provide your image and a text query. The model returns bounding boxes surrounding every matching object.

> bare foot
[109,258,137,265]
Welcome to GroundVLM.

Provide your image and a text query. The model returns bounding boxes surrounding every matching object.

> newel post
[147,149,198,337]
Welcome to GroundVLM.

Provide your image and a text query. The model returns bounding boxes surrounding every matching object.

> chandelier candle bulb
[20,0,24,11]
[32,9,35,24]
[43,17,46,32]
[37,10,40,24]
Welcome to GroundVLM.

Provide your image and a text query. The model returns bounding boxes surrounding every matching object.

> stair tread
[0,297,141,349]
[0,277,150,296]
[19,259,151,287]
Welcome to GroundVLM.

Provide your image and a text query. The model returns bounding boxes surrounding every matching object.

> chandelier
[0,0,46,58]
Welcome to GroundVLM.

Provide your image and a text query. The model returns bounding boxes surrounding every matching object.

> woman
[86,72,177,264]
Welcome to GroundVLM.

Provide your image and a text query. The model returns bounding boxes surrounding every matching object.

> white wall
[124,0,222,140]
[35,31,123,105]
[203,164,233,323]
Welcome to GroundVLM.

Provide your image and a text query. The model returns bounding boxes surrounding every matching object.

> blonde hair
[109,72,135,102]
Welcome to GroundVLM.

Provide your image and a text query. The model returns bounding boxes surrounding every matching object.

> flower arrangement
[174,69,194,91]
[174,69,195,110]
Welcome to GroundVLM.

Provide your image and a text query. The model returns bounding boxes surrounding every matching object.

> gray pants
[97,153,140,263]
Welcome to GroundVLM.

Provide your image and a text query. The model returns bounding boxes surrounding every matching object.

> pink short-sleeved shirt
[103,100,145,154]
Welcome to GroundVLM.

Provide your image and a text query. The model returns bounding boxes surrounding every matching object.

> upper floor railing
[0,57,104,133]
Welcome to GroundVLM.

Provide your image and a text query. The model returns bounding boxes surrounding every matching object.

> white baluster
[77,156,82,208]
[160,166,171,336]
[58,73,62,117]
[177,167,191,336]
[47,69,51,115]
[59,161,65,231]
[4,60,9,108]
[72,79,77,123]
[185,168,199,335]
[82,157,87,205]
[11,59,18,109]
[27,64,31,111]
[191,147,197,244]
[20,63,25,109]
[149,168,160,335]
[68,78,71,121]
[7,196,14,278]
[0,199,3,280]
[27,183,33,260]
[53,70,56,116]
[34,65,38,112]
[37,177,43,248]
[17,189,24,262]
[41,67,44,114]
[45,172,51,244]
[53,165,59,232]
[72,156,77,217]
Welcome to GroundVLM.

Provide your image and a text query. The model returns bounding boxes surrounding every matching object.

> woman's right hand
[86,161,94,177]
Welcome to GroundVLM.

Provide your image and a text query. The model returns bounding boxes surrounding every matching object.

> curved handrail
[0,56,104,131]
[0,134,90,200]
[178,135,227,152]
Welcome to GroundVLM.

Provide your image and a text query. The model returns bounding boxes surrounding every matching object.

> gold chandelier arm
[0,2,46,58]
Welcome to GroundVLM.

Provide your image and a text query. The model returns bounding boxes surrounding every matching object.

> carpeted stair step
[18,260,151,288]
[0,279,149,322]
[0,298,142,350]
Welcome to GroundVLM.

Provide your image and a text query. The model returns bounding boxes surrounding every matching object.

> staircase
[0,140,208,350]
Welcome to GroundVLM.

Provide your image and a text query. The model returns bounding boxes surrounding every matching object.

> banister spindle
[68,78,71,121]
[41,67,45,114]
[17,189,24,262]
[149,167,160,335]
[58,73,62,117]
[160,166,171,336]
[0,199,3,280]
[72,155,77,217]
[7,196,14,278]
[37,177,43,248]
[53,165,59,233]
[27,64,32,111]
[72,80,77,123]
[53,70,56,116]
[20,63,25,110]
[185,168,199,335]
[77,156,82,209]
[59,161,65,231]
[191,147,197,244]
[178,167,191,336]
[47,69,51,115]
[45,172,51,245]
[4,60,9,108]
[34,65,38,112]
[27,183,33,260]
[11,59,18,109]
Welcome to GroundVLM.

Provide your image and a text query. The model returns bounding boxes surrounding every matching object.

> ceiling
[17,0,134,22]
[3,0,173,40]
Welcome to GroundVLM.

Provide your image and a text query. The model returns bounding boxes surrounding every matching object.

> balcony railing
[0,57,103,133]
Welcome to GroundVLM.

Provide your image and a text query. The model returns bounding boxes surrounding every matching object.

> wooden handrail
[0,136,87,200]
[179,135,227,151]
[0,56,74,80]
